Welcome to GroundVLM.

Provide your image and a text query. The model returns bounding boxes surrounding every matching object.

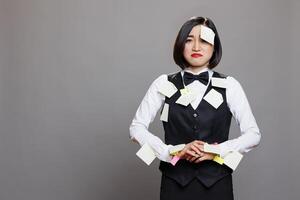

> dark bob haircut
[173,16,222,69]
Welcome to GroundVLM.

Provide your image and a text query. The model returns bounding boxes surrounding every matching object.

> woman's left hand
[185,142,218,163]
[193,152,215,163]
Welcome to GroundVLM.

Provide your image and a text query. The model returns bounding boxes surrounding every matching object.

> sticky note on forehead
[200,25,215,45]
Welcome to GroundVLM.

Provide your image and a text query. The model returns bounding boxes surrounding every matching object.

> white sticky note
[203,89,223,109]
[224,151,243,171]
[204,143,221,155]
[200,25,215,45]
[175,90,197,106]
[136,143,156,166]
[158,81,178,98]
[212,77,227,88]
[160,103,169,122]
[169,144,185,155]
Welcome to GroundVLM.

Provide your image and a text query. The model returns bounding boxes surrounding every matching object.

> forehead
[188,25,202,36]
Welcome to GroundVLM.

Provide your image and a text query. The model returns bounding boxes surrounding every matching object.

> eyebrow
[187,34,201,38]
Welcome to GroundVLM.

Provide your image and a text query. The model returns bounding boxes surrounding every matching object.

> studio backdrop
[0,0,299,200]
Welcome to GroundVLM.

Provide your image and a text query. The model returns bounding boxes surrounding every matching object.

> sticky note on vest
[160,103,169,122]
[175,90,197,106]
[158,80,177,98]
[212,77,227,88]
[203,89,223,109]
[136,143,156,166]
[223,151,243,171]
[200,25,215,45]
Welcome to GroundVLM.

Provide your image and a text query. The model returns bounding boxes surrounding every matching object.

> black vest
[159,71,233,188]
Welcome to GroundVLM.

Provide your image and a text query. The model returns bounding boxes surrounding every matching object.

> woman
[129,16,261,200]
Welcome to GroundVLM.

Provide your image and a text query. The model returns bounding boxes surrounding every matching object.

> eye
[185,39,192,43]
[201,39,208,43]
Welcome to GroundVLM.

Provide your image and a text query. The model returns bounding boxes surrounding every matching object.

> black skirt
[160,174,234,200]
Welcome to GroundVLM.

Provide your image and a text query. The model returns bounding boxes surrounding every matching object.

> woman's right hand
[176,140,204,160]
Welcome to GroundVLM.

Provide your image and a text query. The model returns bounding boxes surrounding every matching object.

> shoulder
[212,70,243,89]
[152,71,180,86]
[226,75,244,90]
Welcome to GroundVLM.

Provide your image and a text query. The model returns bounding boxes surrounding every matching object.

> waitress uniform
[129,67,261,200]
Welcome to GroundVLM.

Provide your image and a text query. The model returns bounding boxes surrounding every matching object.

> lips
[191,53,203,58]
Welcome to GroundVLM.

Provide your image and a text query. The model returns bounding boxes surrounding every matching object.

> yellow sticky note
[213,155,224,165]
[180,88,190,95]
[169,144,185,155]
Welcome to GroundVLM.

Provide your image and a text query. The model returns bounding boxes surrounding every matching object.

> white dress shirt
[129,67,261,163]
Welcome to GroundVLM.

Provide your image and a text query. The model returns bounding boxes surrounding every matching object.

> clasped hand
[176,140,217,163]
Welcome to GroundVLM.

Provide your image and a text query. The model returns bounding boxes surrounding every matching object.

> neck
[186,64,209,74]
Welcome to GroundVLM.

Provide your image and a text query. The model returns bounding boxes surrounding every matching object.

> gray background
[0,0,299,199]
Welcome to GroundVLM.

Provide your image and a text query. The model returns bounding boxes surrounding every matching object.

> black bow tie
[183,71,209,86]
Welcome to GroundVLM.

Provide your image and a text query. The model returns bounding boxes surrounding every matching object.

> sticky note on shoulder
[223,151,243,171]
[212,77,227,88]
[200,25,215,45]
[204,143,221,155]
[158,80,177,98]
[203,89,223,109]
[160,103,169,122]
[136,143,156,166]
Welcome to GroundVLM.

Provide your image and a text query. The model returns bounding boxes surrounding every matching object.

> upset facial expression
[183,25,214,68]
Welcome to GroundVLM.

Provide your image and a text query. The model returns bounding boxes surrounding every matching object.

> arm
[129,74,173,163]
[218,76,262,158]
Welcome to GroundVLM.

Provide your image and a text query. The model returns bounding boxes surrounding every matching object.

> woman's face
[183,25,214,68]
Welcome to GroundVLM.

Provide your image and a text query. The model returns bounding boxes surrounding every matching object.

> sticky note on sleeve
[169,144,185,155]
[204,143,221,155]
[170,156,180,166]
[136,143,156,166]
[223,151,243,171]
[160,103,169,122]
[213,155,224,165]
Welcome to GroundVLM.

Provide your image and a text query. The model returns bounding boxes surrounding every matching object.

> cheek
[183,45,190,56]
[203,46,214,56]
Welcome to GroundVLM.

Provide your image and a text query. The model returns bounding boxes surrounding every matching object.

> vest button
[193,125,198,130]
[193,113,198,117]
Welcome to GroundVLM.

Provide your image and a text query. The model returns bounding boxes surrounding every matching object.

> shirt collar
[180,67,213,78]
[183,67,209,75]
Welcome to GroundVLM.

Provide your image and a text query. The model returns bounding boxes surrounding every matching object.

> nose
[192,39,200,51]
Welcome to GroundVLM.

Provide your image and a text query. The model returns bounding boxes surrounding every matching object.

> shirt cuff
[160,144,174,163]
[218,143,232,158]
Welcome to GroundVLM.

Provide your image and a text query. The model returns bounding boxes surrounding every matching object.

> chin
[189,62,207,68]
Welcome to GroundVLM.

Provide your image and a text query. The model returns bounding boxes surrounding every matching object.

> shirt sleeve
[129,74,173,163]
[218,76,262,158]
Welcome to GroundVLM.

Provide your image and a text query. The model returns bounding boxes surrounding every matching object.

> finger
[176,150,185,158]
[190,145,202,155]
[186,150,198,157]
[191,143,203,152]
[195,140,205,145]
[194,157,202,163]
[194,155,207,163]
[198,144,204,152]
[190,156,198,162]
[186,155,193,162]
